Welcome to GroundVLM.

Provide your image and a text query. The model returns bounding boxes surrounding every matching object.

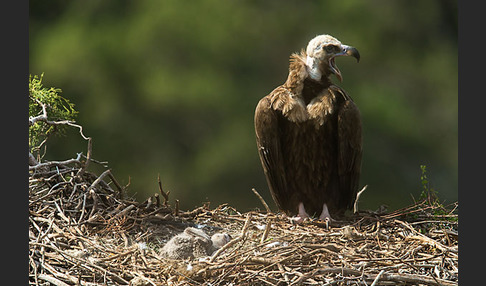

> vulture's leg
[318,203,334,221]
[289,202,309,224]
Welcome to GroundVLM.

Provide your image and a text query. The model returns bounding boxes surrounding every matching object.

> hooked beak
[341,45,360,62]
[329,44,360,82]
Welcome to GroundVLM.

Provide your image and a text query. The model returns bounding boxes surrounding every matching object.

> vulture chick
[254,34,362,223]
[160,227,231,259]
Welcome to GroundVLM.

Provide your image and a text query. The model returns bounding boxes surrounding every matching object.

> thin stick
[174,199,180,216]
[88,189,98,219]
[157,174,170,205]
[112,204,136,219]
[77,193,88,224]
[76,137,92,177]
[108,171,124,196]
[29,155,83,171]
[241,213,252,233]
[86,169,111,193]
[261,217,272,243]
[251,188,271,213]
[37,274,70,286]
[354,185,368,213]
[370,269,385,286]
[98,248,137,262]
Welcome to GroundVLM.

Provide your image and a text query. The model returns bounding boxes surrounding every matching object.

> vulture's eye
[324,45,338,53]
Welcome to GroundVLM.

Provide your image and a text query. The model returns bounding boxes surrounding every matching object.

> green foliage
[29,74,78,154]
[419,165,435,201]
[418,165,457,221]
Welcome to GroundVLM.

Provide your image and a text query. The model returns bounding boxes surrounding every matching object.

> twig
[112,204,136,219]
[37,274,70,286]
[28,154,83,171]
[88,189,99,219]
[370,269,385,286]
[157,174,170,206]
[76,137,92,177]
[98,248,138,262]
[277,263,290,284]
[174,199,180,216]
[261,217,272,243]
[354,185,368,213]
[86,169,112,193]
[251,188,272,213]
[108,170,124,198]
[54,201,71,224]
[77,192,88,224]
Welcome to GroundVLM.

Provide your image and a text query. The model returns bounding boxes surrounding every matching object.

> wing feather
[254,94,290,212]
[337,93,363,210]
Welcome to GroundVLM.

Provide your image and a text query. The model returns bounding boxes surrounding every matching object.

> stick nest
[29,159,458,286]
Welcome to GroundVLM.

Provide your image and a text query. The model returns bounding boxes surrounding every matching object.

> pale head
[305,34,360,82]
[306,35,343,59]
[211,233,232,249]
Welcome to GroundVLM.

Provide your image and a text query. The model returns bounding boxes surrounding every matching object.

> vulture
[254,34,362,222]
[160,227,231,259]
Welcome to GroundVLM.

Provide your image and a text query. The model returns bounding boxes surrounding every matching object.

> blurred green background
[29,0,457,212]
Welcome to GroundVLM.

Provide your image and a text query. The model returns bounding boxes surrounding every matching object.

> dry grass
[29,157,458,286]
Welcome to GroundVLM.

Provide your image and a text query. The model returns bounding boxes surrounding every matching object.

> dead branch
[157,174,170,206]
[354,185,368,213]
[251,188,272,213]
[29,153,83,171]
[37,274,70,286]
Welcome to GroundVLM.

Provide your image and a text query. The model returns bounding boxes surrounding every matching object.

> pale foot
[318,203,334,222]
[288,202,309,224]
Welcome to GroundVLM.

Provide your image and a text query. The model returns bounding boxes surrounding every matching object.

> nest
[29,156,458,286]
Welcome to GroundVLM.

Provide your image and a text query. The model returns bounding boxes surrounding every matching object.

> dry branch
[37,274,70,286]
[157,174,170,206]
[251,188,272,213]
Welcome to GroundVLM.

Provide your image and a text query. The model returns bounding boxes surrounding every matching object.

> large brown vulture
[254,34,362,222]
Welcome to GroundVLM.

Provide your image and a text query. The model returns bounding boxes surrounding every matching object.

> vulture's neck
[303,56,332,104]
[305,56,322,81]
[286,52,332,105]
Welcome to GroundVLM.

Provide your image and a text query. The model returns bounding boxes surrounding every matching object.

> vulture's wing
[336,91,363,210]
[254,94,290,212]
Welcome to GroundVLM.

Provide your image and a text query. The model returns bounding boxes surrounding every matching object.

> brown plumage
[254,35,362,222]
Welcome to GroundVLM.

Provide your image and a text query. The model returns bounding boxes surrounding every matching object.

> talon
[288,202,310,225]
[289,215,306,224]
[319,203,334,222]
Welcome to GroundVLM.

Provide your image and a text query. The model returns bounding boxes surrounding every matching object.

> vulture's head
[211,233,232,249]
[305,34,360,82]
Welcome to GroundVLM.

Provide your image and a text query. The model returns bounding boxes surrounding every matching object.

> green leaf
[29,74,78,155]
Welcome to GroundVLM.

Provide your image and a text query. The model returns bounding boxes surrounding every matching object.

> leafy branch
[29,74,92,176]
[29,74,79,155]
